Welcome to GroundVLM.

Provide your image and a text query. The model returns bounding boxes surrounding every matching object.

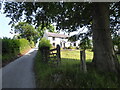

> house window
[53,37,55,41]
[74,43,76,46]
[53,43,55,46]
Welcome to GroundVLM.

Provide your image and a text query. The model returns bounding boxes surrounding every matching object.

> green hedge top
[39,38,51,49]
[2,38,31,54]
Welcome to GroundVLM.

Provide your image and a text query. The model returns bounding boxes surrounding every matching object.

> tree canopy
[3,2,119,35]
[36,24,55,39]
[13,22,38,42]
[12,21,56,43]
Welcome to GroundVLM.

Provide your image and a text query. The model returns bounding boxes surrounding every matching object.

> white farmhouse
[43,31,80,48]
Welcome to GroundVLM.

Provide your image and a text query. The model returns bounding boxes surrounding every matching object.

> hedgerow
[2,38,32,64]
[39,38,51,50]
[29,40,35,48]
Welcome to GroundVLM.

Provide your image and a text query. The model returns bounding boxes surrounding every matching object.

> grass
[61,49,93,62]
[61,49,80,60]
[34,49,120,88]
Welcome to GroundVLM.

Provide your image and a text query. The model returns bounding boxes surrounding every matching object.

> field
[34,49,120,88]
[61,49,93,61]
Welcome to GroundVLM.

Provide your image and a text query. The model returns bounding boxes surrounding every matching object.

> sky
[0,2,14,39]
[0,13,14,38]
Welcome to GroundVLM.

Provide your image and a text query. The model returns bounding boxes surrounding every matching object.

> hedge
[18,39,31,54]
[2,39,19,55]
[39,38,51,50]
[29,40,35,48]
[2,38,31,56]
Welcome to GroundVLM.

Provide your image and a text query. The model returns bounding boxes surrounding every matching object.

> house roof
[46,32,69,38]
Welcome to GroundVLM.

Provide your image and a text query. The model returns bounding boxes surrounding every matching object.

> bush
[2,38,19,55]
[29,40,35,48]
[2,38,31,63]
[39,38,51,50]
[2,38,31,55]
[18,39,31,54]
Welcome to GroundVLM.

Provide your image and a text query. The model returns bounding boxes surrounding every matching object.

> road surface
[2,48,38,88]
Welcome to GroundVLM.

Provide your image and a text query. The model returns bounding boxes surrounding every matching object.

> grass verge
[34,50,120,88]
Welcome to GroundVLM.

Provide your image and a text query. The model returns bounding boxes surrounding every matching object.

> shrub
[2,38,31,62]
[2,38,19,55]
[29,40,35,48]
[2,38,31,65]
[18,39,31,53]
[39,38,51,50]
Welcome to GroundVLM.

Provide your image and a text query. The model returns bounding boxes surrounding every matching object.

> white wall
[43,31,80,48]
[48,37,72,48]
[47,36,80,48]
[48,37,61,47]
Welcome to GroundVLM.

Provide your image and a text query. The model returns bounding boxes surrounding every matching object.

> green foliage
[34,50,119,88]
[68,35,78,42]
[39,38,51,49]
[2,38,31,63]
[29,40,35,48]
[3,2,119,38]
[13,22,39,42]
[36,24,55,39]
[46,24,55,32]
[2,38,19,55]
[79,37,92,50]
[18,39,31,53]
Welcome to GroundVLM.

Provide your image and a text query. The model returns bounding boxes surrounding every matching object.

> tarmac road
[2,48,38,88]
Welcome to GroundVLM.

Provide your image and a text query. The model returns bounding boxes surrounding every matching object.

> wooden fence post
[57,45,61,65]
[41,47,49,63]
[80,50,87,73]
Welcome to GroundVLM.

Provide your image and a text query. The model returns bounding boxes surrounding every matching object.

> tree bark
[92,3,120,73]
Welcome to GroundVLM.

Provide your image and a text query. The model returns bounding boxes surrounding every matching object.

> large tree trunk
[92,3,120,73]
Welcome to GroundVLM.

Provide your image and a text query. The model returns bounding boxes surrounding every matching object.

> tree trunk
[92,3,120,73]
